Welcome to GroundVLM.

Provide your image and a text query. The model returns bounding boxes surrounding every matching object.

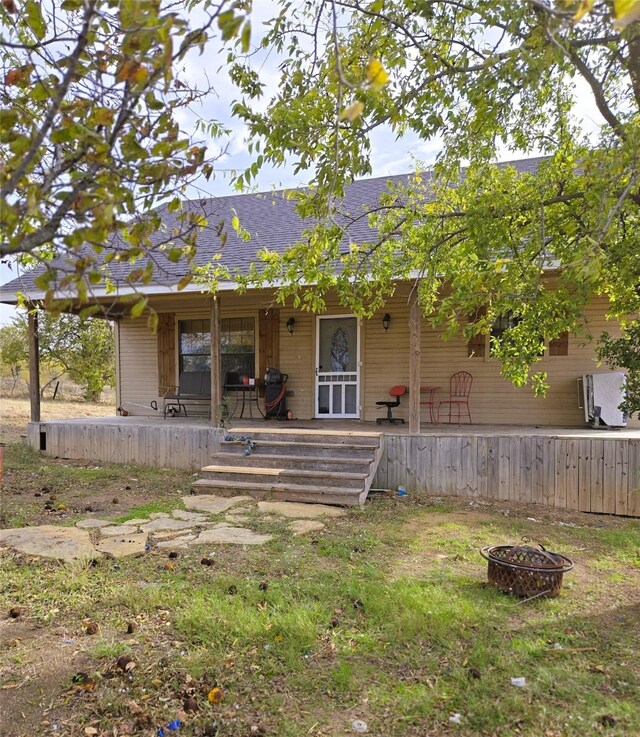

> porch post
[408,289,421,433]
[28,309,41,422]
[210,294,222,423]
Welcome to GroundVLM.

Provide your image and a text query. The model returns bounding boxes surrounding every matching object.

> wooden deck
[26,416,640,517]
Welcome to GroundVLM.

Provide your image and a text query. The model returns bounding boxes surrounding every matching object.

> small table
[226,384,265,419]
[420,385,440,424]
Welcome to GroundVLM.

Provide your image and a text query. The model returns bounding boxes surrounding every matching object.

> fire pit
[480,543,574,599]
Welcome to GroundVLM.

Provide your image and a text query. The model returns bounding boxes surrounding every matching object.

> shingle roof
[0,156,545,299]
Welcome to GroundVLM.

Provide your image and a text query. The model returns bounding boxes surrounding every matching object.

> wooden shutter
[467,307,487,358]
[157,313,176,394]
[548,331,569,356]
[258,309,280,385]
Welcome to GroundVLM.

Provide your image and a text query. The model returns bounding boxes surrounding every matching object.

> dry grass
[0,397,115,444]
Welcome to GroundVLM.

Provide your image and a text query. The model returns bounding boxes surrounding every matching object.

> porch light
[286,317,296,334]
[382,313,391,332]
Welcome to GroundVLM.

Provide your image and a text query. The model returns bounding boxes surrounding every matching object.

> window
[490,313,521,343]
[179,319,210,372]
[178,317,256,378]
[221,317,255,380]
[548,331,569,356]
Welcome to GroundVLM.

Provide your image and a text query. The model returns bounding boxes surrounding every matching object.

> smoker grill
[264,368,288,419]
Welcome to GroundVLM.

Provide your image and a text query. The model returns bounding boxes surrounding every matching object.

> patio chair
[438,371,473,424]
[376,385,407,424]
[163,370,211,418]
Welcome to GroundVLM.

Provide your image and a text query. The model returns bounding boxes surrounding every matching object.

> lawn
[1,443,639,737]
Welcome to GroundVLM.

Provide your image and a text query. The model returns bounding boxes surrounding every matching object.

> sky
[0,3,606,327]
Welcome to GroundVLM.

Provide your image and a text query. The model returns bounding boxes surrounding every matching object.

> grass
[1,444,639,736]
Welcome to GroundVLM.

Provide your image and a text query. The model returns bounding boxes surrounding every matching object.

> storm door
[315,316,360,418]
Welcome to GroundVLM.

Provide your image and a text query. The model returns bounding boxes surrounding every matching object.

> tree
[598,323,640,417]
[0,319,27,394]
[224,1,640,401]
[0,311,115,400]
[0,0,252,316]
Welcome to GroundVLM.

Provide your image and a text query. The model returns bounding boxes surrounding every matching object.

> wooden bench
[163,370,211,419]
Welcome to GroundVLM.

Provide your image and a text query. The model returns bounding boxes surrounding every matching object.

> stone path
[0,498,348,562]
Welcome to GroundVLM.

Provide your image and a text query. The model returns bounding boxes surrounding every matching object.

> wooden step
[226,428,382,446]
[192,478,363,506]
[219,439,378,459]
[195,428,383,507]
[200,465,367,488]
[206,452,373,474]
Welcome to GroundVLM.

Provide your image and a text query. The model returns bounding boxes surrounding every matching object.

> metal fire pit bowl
[480,544,574,599]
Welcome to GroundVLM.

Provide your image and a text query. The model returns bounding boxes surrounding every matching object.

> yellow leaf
[116,60,144,84]
[340,101,365,121]
[207,687,223,704]
[573,0,595,23]
[366,58,389,89]
[613,0,640,28]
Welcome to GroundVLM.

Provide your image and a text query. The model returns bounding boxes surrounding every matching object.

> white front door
[315,315,360,418]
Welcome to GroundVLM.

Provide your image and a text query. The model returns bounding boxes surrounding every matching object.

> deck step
[200,465,367,488]
[194,430,383,507]
[206,453,373,474]
[226,428,382,446]
[219,439,378,459]
[192,478,363,506]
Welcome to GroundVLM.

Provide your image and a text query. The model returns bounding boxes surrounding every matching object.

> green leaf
[241,21,251,53]
[130,297,148,318]
[25,0,46,40]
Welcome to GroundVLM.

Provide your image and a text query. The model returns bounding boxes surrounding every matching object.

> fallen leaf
[207,687,223,704]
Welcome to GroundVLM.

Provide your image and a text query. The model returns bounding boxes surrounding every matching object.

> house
[1,157,634,429]
[2,158,639,515]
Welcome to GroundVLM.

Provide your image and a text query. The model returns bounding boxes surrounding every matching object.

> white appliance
[581,372,627,428]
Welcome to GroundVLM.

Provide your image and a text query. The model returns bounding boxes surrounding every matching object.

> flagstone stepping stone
[257,501,347,519]
[100,525,139,537]
[151,529,194,540]
[121,518,150,526]
[95,533,148,558]
[289,519,325,536]
[156,535,198,549]
[139,518,194,533]
[0,525,98,562]
[223,513,252,523]
[172,510,209,522]
[182,495,252,515]
[149,513,171,520]
[76,519,112,529]
[198,524,272,546]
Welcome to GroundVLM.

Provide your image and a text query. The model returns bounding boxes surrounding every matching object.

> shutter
[259,309,280,385]
[157,313,176,394]
[548,331,569,356]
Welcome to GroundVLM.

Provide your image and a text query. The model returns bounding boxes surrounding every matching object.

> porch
[27,416,640,517]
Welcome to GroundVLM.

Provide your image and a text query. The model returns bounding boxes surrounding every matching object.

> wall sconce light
[286,317,296,334]
[382,313,391,332]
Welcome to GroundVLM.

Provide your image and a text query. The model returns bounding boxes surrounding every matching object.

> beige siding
[118,318,159,411]
[279,310,315,419]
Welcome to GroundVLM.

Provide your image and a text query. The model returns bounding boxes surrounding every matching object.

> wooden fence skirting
[374,434,640,517]
[28,422,223,471]
[28,423,640,517]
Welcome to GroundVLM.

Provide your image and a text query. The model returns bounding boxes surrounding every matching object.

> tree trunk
[409,288,422,434]
[210,295,222,424]
[28,310,41,422]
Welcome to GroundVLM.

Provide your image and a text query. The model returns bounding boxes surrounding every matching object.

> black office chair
[376,385,407,424]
